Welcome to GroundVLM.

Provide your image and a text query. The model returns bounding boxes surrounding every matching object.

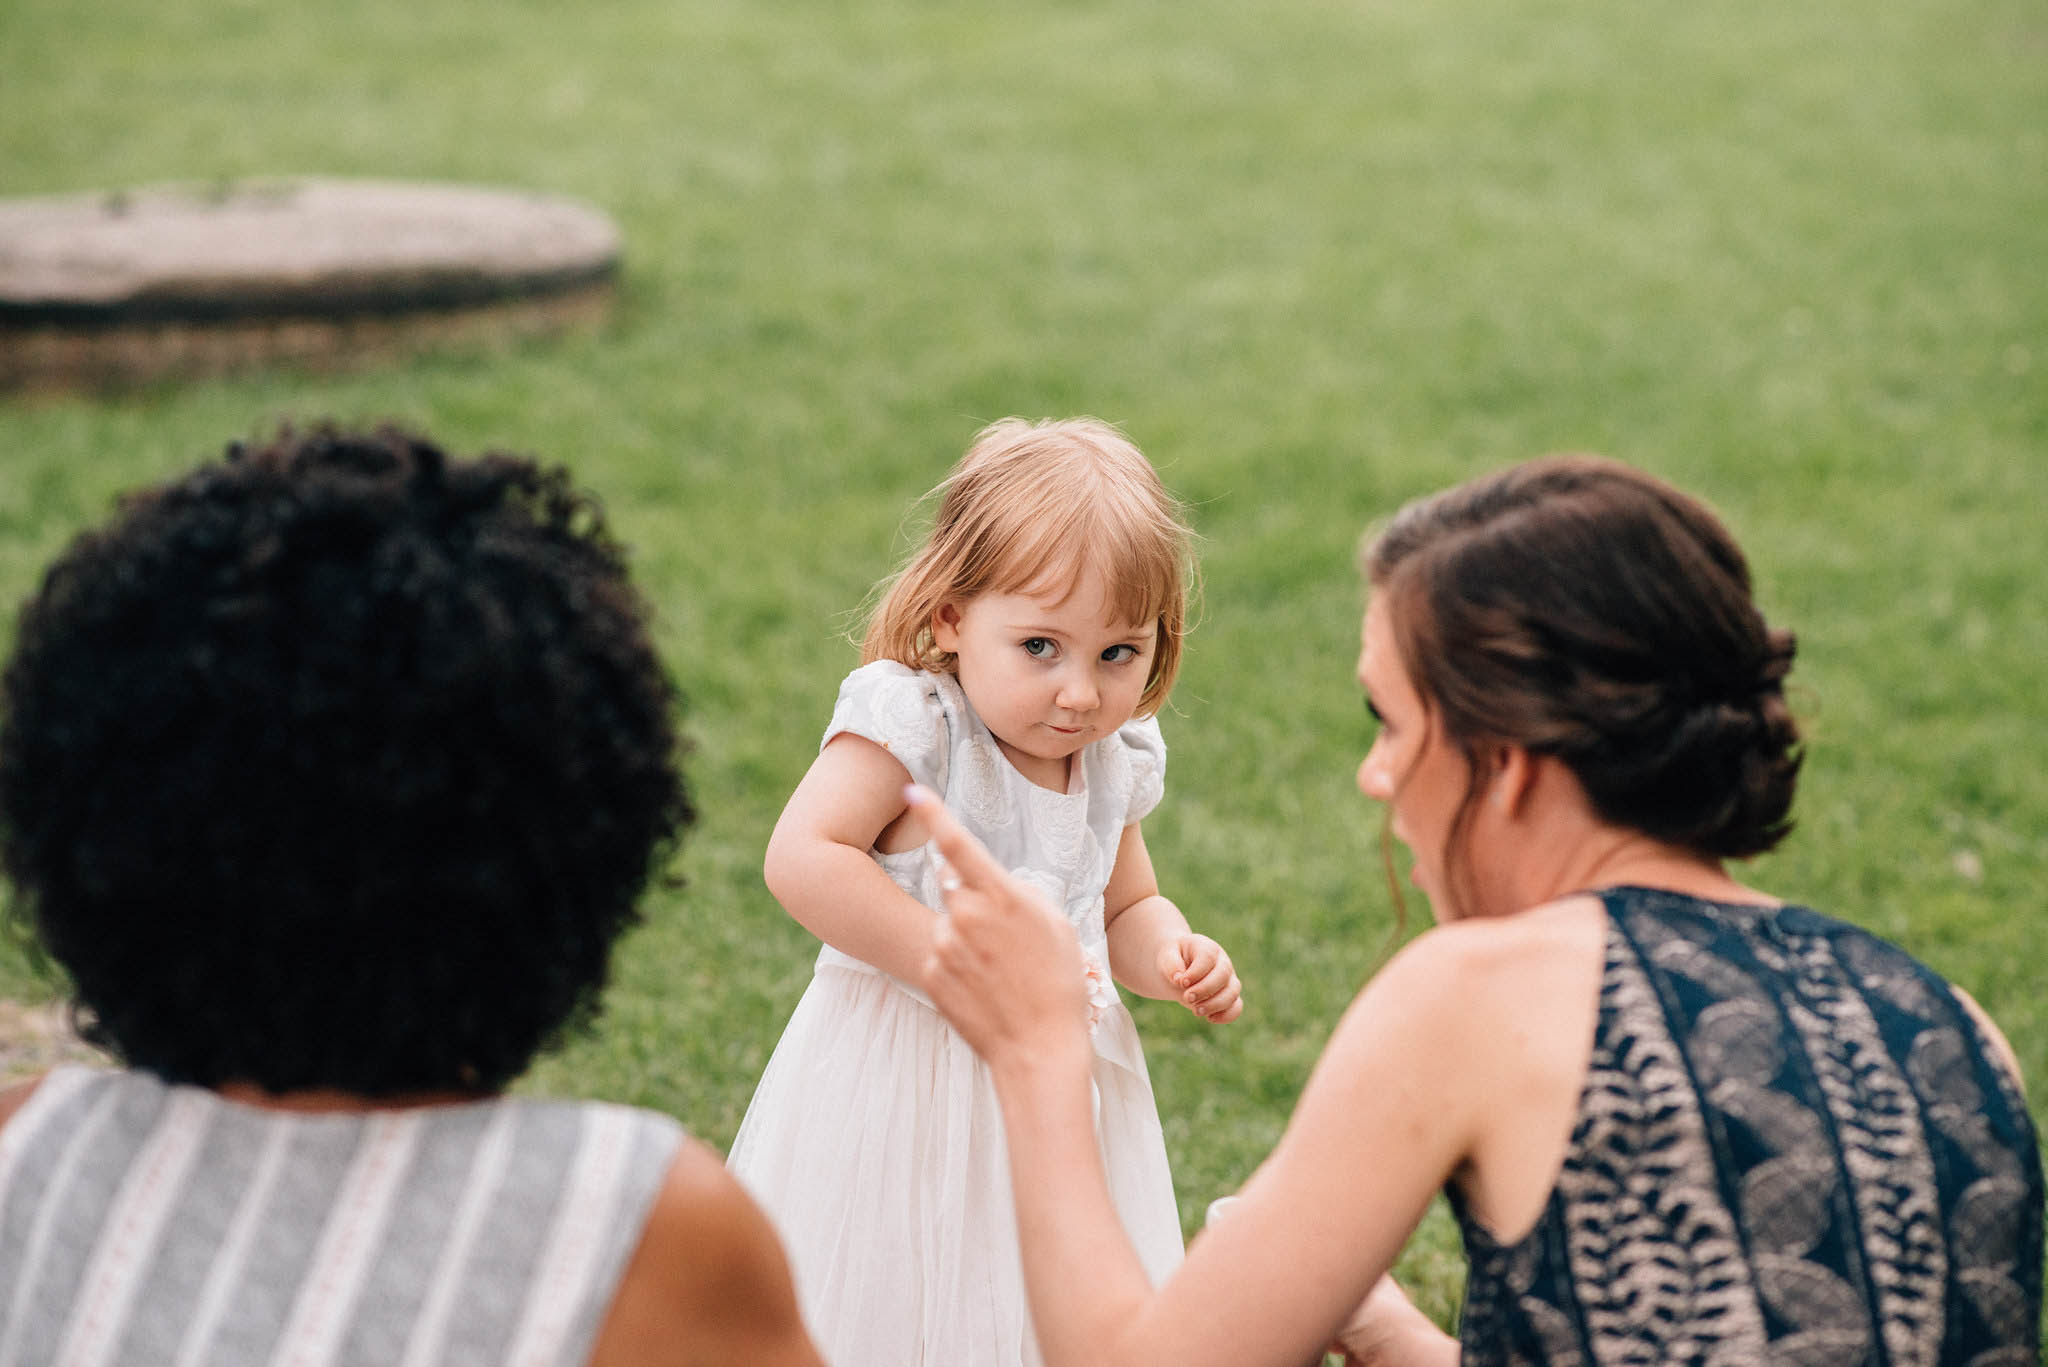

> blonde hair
[861,418,1196,718]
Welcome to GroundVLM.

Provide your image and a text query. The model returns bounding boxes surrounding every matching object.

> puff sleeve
[823,660,951,794]
[1118,714,1167,824]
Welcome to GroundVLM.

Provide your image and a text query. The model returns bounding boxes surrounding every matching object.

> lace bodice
[821,660,1165,988]
[1451,886,2043,1366]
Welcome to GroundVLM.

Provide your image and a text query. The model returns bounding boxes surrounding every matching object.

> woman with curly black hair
[0,426,820,1367]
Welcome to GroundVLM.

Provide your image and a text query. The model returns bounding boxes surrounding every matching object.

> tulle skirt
[727,953,1184,1367]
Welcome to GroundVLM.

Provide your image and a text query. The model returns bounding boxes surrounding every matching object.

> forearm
[765,841,936,984]
[1104,894,1191,998]
[920,786,1390,1367]
[989,1044,1160,1367]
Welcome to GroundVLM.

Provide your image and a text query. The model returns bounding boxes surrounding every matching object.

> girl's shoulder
[1106,713,1167,823]
[835,658,928,691]
[1112,711,1165,759]
[826,661,954,791]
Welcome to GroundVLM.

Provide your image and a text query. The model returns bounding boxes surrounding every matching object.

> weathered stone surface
[0,178,622,389]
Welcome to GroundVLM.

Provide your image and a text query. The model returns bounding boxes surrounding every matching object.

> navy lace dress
[1450,886,2042,1366]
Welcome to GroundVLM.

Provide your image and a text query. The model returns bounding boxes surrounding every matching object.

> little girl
[727,417,1242,1367]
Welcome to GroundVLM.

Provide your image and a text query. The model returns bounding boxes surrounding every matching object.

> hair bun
[1655,688,1802,859]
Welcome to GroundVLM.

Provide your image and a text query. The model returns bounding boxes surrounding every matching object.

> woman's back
[0,1067,681,1367]
[1453,886,2043,1366]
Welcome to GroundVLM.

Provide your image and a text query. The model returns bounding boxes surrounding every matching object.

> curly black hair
[0,425,692,1097]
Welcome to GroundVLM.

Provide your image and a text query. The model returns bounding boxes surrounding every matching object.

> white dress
[727,660,1185,1367]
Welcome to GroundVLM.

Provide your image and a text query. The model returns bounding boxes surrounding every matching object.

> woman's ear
[1488,744,1539,820]
[931,602,964,654]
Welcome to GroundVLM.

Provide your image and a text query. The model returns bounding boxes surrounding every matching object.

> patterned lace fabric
[1449,886,2043,1367]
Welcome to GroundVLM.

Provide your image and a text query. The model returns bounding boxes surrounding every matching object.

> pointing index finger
[904,785,1010,891]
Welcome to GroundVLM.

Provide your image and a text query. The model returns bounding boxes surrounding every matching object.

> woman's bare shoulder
[0,1074,45,1129]
[1312,894,1608,1108]
[1260,894,1612,1257]
[1366,900,1606,1099]
[589,1136,824,1367]
[1404,894,1608,979]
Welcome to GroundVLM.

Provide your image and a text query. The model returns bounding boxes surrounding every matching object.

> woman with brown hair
[915,455,2042,1365]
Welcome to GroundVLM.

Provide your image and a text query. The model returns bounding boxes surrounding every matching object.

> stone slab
[0,178,622,389]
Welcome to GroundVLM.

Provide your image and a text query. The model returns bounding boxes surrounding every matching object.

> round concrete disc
[0,178,622,388]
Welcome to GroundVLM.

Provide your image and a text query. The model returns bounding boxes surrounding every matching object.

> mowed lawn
[3,0,2043,1330]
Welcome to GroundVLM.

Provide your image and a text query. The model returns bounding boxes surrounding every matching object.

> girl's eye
[1101,644,1139,664]
[1365,697,1386,729]
[1022,638,1055,659]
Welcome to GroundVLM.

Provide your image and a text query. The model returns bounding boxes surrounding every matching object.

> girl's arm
[762,734,941,984]
[915,788,1487,1367]
[1102,822,1242,1023]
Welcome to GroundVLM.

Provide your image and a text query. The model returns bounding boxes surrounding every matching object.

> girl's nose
[1056,667,1099,713]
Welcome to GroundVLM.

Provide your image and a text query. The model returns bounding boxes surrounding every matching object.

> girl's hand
[910,787,1094,1077]
[1160,934,1243,1023]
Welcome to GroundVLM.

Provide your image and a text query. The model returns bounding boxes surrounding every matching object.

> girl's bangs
[986,510,1180,630]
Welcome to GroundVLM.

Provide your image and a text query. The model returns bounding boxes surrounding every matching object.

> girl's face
[1356,594,1473,917]
[933,562,1158,791]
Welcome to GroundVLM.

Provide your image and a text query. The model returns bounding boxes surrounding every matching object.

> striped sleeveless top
[0,1065,683,1367]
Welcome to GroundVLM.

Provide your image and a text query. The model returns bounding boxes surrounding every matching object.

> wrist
[987,1028,1094,1112]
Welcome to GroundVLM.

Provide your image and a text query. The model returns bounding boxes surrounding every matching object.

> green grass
[4,0,2044,1335]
